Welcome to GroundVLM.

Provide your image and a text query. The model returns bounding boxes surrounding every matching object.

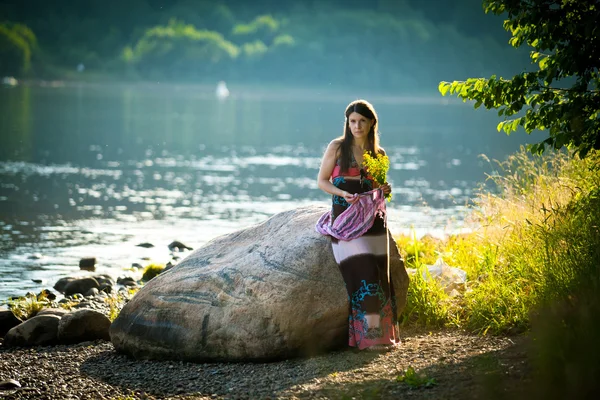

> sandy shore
[0,328,529,400]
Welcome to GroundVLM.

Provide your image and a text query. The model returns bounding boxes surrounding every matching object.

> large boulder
[110,205,409,362]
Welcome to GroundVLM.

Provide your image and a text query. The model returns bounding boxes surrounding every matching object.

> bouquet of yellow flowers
[362,151,392,201]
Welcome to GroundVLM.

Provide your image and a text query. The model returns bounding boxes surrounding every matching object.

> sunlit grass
[396,146,600,335]
[2,291,55,320]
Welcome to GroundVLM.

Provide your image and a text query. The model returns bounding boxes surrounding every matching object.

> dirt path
[0,328,530,399]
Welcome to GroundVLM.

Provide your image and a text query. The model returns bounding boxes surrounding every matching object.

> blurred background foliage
[0,0,527,92]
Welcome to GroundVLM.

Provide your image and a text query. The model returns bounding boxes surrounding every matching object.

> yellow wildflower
[363,151,392,201]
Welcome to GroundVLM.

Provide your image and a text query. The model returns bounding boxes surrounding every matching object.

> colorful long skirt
[330,177,400,349]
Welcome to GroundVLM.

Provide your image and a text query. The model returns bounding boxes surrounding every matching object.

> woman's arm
[317,140,358,203]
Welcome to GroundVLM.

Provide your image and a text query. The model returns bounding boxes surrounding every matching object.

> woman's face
[347,112,373,141]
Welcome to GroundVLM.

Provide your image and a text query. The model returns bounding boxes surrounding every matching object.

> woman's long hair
[336,99,381,172]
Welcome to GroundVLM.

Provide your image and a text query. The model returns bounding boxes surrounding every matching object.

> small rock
[0,379,21,390]
[136,242,154,248]
[37,308,69,318]
[84,288,99,297]
[38,289,57,301]
[117,276,136,285]
[94,274,115,283]
[0,310,22,337]
[168,240,193,252]
[32,278,45,284]
[4,314,61,347]
[73,301,92,309]
[64,277,100,296]
[54,277,76,293]
[99,284,114,294]
[28,253,43,260]
[58,309,111,343]
[79,257,96,271]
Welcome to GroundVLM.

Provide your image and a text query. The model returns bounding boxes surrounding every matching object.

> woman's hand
[380,183,392,196]
[342,191,359,205]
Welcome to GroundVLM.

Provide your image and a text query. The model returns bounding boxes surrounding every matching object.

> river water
[0,82,539,299]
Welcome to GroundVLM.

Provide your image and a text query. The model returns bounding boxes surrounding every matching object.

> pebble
[0,328,529,399]
[0,379,21,389]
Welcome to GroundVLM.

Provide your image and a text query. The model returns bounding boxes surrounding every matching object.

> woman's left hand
[381,183,392,195]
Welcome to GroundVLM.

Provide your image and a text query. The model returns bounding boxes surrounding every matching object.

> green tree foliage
[125,19,239,79]
[231,15,281,66]
[439,0,600,158]
[232,14,279,44]
[2,0,525,90]
[0,22,37,76]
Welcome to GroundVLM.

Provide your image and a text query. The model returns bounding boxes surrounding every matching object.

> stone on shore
[0,310,22,337]
[110,205,409,362]
[4,315,61,346]
[58,309,111,343]
[79,257,97,271]
[0,379,21,390]
[64,277,99,296]
[37,308,70,318]
[53,277,75,293]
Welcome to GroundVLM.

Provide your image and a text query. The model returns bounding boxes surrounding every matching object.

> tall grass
[397,147,600,335]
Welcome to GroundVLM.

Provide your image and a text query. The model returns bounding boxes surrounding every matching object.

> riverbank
[8,75,453,105]
[0,327,529,400]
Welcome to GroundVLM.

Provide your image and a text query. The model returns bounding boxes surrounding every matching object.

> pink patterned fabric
[315,188,387,240]
[331,164,361,179]
[349,302,398,349]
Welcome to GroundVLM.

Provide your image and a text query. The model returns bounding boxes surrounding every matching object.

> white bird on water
[215,81,230,100]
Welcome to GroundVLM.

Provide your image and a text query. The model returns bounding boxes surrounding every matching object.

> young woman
[316,99,400,351]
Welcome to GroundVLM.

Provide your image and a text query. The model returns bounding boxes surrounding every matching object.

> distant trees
[1,0,525,92]
[440,0,600,157]
[0,22,37,76]
[123,19,239,79]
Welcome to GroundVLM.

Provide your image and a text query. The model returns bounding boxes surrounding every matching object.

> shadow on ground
[79,346,382,399]
[299,334,531,400]
[79,329,533,399]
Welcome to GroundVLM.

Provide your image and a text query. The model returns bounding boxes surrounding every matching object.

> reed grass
[396,146,600,335]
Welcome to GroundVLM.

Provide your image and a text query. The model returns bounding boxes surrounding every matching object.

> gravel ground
[0,328,530,400]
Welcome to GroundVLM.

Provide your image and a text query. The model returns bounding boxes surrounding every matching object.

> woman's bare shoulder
[378,147,387,156]
[326,138,343,153]
[330,138,343,147]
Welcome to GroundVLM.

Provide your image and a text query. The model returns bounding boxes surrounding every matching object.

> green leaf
[438,81,450,96]
[511,118,520,132]
[450,81,460,95]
